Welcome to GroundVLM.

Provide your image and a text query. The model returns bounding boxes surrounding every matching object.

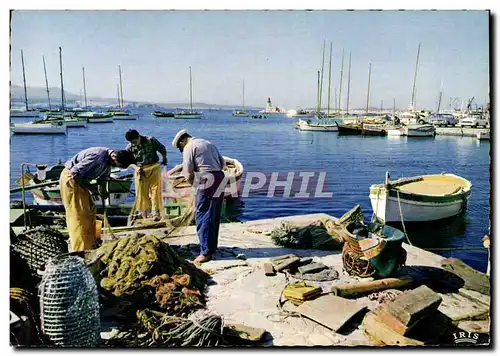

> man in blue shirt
[60,147,136,251]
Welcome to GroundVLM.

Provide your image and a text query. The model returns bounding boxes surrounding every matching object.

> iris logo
[453,332,479,344]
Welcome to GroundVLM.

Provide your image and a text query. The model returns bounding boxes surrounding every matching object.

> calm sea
[9,109,491,272]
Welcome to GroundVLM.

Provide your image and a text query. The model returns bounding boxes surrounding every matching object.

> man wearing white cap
[172,129,226,263]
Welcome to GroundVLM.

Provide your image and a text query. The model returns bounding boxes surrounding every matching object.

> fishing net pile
[270,205,364,250]
[105,309,226,347]
[94,234,210,318]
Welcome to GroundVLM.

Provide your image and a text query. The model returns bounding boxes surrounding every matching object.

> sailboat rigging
[174,66,202,119]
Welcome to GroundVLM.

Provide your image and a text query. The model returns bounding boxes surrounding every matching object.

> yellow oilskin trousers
[134,163,163,215]
[59,168,96,252]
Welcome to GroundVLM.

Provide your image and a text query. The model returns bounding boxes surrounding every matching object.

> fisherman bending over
[60,147,136,252]
[172,129,226,264]
[125,129,168,220]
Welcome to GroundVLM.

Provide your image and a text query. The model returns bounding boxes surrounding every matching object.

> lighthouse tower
[265,97,273,112]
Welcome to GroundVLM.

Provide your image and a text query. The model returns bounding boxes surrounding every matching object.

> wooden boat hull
[297,119,338,132]
[11,123,67,135]
[152,111,175,118]
[174,114,202,119]
[362,124,387,136]
[369,173,472,223]
[404,124,436,137]
[337,123,363,135]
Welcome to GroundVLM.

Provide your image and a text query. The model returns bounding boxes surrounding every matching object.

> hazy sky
[10,10,489,110]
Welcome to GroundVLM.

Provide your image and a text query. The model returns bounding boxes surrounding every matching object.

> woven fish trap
[341,223,375,278]
[39,256,100,347]
[11,226,68,282]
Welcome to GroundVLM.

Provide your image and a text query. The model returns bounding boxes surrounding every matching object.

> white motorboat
[386,128,404,136]
[297,119,339,132]
[11,122,67,135]
[404,124,436,137]
[369,172,472,223]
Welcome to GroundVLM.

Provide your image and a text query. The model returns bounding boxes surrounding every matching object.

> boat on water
[232,80,250,117]
[109,110,138,120]
[175,66,203,119]
[76,111,114,123]
[362,123,387,136]
[336,122,363,135]
[11,122,67,135]
[174,111,203,119]
[297,118,340,132]
[36,116,87,128]
[369,172,472,223]
[290,109,316,119]
[251,115,267,119]
[477,131,490,140]
[386,127,405,136]
[404,124,436,137]
[152,110,175,118]
[165,156,244,204]
[10,50,40,118]
[15,163,132,207]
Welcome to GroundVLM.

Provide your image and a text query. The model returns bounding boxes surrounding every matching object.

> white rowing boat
[369,172,472,223]
[11,122,68,135]
[297,119,339,132]
[404,124,436,137]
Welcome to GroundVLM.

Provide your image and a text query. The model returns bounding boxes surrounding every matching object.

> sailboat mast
[437,80,443,113]
[334,89,337,112]
[366,62,372,114]
[318,40,326,116]
[327,42,332,116]
[393,98,396,115]
[338,48,344,113]
[346,52,351,114]
[116,84,120,107]
[20,50,29,111]
[59,47,65,112]
[82,67,88,109]
[410,43,421,111]
[189,66,193,112]
[242,80,245,111]
[316,70,321,116]
[118,65,124,109]
[42,55,51,110]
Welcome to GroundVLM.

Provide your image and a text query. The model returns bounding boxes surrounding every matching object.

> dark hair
[125,129,140,141]
[114,150,136,168]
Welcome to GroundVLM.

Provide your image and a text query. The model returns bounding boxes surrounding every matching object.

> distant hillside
[10,84,263,110]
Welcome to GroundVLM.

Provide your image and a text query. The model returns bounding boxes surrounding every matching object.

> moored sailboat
[232,80,250,117]
[10,50,40,118]
[174,66,203,119]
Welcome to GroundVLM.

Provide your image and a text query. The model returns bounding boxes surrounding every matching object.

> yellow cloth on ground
[59,168,96,252]
[134,163,163,214]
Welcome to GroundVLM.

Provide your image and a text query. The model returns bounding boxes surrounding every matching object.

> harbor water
[9,109,491,272]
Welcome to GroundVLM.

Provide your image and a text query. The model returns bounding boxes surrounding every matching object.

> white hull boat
[174,112,203,119]
[477,131,490,140]
[88,117,114,123]
[40,117,88,128]
[386,127,404,136]
[404,124,436,137]
[109,111,138,120]
[369,172,472,223]
[297,119,339,132]
[10,109,41,118]
[11,122,68,135]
